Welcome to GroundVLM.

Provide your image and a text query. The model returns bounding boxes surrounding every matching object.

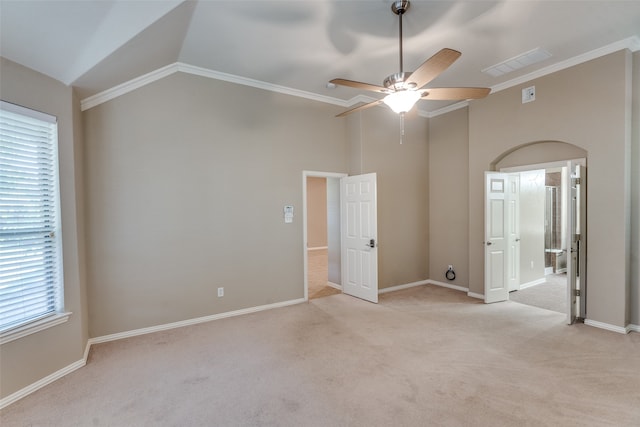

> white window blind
[0,101,63,334]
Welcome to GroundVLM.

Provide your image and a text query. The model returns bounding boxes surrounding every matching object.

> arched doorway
[485,141,587,323]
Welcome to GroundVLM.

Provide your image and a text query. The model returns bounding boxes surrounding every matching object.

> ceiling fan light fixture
[383,90,421,114]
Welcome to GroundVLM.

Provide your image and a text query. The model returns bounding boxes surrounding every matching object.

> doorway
[303,171,346,301]
[509,167,567,313]
[485,159,586,323]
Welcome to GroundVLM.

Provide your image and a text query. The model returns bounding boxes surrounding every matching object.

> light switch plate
[284,205,293,223]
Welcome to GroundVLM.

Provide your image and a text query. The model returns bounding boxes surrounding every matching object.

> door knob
[486,241,493,246]
[367,239,376,248]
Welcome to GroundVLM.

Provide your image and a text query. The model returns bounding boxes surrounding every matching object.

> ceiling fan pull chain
[400,112,405,145]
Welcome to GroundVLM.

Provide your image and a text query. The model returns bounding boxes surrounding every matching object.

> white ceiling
[1,0,640,114]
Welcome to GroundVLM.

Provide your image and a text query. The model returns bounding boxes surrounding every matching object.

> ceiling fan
[331,0,491,117]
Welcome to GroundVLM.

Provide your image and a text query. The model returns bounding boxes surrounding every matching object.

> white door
[484,172,509,303]
[341,173,378,303]
[507,174,521,292]
[566,162,586,324]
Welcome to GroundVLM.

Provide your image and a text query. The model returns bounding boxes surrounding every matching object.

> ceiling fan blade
[336,99,385,117]
[330,78,389,93]
[407,48,462,89]
[421,87,491,100]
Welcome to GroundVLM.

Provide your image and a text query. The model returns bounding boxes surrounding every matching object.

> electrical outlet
[217,287,224,297]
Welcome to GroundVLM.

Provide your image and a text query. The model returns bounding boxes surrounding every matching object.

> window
[0,101,67,342]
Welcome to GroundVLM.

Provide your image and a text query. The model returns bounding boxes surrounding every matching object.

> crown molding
[424,101,469,118]
[490,36,640,94]
[81,61,354,111]
[81,36,640,113]
[628,35,640,52]
[175,63,352,108]
[80,63,179,111]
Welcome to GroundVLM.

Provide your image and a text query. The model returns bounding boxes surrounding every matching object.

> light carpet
[2,285,639,426]
[509,273,567,314]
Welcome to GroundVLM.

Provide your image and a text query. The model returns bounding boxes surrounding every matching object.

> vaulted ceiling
[1,0,640,115]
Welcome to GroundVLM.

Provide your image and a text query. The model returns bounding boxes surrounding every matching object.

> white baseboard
[628,324,640,333]
[83,339,92,361]
[427,280,469,293]
[1,297,306,409]
[519,278,546,290]
[378,279,476,299]
[0,357,86,410]
[426,279,484,300]
[378,280,429,294]
[378,279,484,301]
[327,282,342,290]
[584,319,630,334]
[89,298,306,345]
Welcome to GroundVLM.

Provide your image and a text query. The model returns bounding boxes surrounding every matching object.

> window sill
[0,312,73,345]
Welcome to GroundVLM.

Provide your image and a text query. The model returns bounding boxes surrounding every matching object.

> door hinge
[572,177,581,186]
[574,289,581,297]
[573,233,580,242]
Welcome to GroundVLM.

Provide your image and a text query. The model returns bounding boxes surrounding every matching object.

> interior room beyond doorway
[307,248,340,299]
[504,166,570,314]
[304,174,343,300]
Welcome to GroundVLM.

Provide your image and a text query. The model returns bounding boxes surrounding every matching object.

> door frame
[302,171,348,301]
[499,159,586,174]
[566,162,586,324]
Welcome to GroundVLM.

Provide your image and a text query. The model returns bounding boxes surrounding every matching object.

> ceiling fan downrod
[392,1,410,74]
[392,1,412,145]
[384,1,415,91]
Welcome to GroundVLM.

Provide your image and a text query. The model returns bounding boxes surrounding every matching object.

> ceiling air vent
[482,47,552,77]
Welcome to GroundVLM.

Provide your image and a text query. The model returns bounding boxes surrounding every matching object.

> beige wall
[0,58,88,399]
[347,108,429,289]
[83,72,348,337]
[326,177,341,284]
[306,177,327,248]
[467,50,632,327]
[428,107,469,286]
[495,141,587,170]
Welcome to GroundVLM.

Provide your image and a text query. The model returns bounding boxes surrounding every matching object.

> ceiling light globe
[383,90,421,114]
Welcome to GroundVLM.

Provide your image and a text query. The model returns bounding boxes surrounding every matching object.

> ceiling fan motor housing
[383,72,417,91]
